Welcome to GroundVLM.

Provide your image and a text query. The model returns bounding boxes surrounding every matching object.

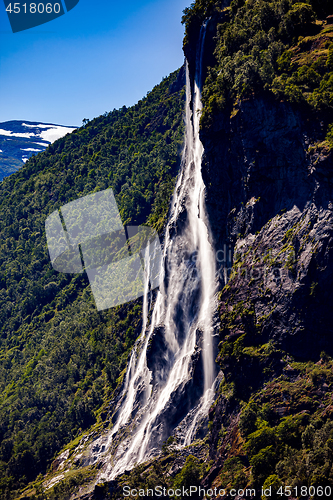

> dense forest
[0,69,185,498]
[183,0,333,130]
[2,0,333,498]
[93,0,333,498]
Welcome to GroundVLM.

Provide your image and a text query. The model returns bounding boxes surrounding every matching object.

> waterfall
[97,20,217,480]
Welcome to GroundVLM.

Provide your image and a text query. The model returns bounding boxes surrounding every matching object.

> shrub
[250,445,277,481]
[261,474,283,500]
[172,455,201,493]
[245,426,276,458]
[326,123,333,147]
[239,402,258,436]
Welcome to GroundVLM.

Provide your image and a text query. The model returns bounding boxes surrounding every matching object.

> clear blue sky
[0,0,190,126]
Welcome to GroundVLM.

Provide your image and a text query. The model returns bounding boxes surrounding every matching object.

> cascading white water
[97,21,217,481]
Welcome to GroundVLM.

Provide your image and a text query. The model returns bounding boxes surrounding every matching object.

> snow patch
[0,125,76,144]
[39,126,76,143]
[22,123,54,128]
[21,148,42,152]
[0,129,34,139]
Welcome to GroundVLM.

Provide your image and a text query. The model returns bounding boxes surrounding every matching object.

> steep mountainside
[72,0,333,498]
[0,69,185,499]
[185,0,333,494]
[3,0,333,498]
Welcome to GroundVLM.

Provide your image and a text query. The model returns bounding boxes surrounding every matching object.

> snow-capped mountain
[0,120,77,181]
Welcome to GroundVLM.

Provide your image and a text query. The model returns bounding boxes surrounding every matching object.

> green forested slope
[0,68,184,495]
[4,0,333,497]
[75,2,333,498]
[184,0,333,138]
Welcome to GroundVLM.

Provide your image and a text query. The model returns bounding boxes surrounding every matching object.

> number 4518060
[277,486,332,497]
[6,3,61,14]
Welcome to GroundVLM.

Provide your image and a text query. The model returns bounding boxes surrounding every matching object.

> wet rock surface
[201,94,333,360]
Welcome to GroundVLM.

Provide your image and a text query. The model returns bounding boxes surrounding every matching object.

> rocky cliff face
[203,94,333,360]
[200,89,333,480]
[181,2,333,490]
[184,4,333,361]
